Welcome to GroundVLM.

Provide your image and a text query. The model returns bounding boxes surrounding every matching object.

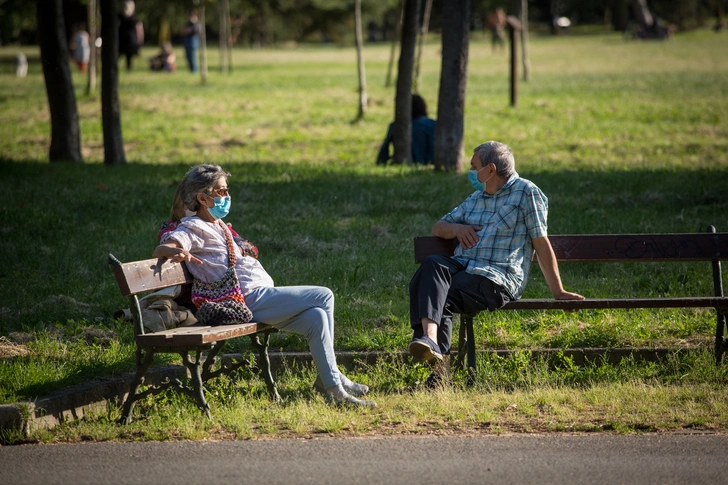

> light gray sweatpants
[245,285,340,389]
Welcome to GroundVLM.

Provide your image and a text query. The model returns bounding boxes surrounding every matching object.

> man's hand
[433,220,482,249]
[554,290,585,301]
[454,224,483,249]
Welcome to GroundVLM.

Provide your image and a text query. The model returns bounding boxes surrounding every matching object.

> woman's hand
[167,248,203,265]
[153,243,203,265]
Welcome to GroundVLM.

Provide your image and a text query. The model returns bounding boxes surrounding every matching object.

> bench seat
[135,322,271,347]
[503,297,728,311]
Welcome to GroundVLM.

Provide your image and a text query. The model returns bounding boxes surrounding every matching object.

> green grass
[6,349,728,444]
[0,28,727,439]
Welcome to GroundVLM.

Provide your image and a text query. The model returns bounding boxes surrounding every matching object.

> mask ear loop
[479,164,496,185]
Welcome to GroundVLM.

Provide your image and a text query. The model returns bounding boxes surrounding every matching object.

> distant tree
[434,0,470,172]
[100,0,126,165]
[86,0,98,94]
[200,2,209,84]
[219,0,233,73]
[392,0,420,165]
[354,0,367,120]
[385,0,403,87]
[520,0,530,82]
[36,0,83,163]
[413,0,433,93]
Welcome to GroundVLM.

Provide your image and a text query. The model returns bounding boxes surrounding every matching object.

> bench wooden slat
[414,233,728,264]
[503,297,728,311]
[112,257,191,296]
[549,233,728,262]
[136,323,268,347]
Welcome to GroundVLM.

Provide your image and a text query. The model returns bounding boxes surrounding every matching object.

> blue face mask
[468,166,495,192]
[208,196,231,219]
[468,169,484,192]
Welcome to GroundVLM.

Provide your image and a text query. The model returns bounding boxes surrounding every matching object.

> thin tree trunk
[434,0,470,172]
[225,0,233,72]
[219,0,228,73]
[36,0,82,162]
[392,0,420,165]
[354,0,367,120]
[100,0,126,164]
[385,0,404,88]
[200,3,208,84]
[86,0,97,94]
[520,0,530,81]
[413,0,433,93]
[612,0,629,31]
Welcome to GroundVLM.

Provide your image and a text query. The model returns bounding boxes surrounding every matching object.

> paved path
[2,433,725,484]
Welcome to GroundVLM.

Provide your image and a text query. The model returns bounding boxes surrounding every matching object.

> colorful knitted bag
[191,220,253,326]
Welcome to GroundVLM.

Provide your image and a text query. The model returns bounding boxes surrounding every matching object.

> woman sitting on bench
[153,164,376,407]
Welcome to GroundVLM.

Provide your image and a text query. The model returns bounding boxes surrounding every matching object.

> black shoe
[425,372,443,389]
[408,336,444,364]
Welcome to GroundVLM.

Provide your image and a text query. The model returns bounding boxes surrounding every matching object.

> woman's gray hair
[179,164,231,212]
[473,141,515,178]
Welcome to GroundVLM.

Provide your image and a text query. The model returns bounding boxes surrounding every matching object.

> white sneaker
[326,384,377,408]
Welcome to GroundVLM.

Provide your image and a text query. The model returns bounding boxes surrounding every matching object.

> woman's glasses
[211,187,230,197]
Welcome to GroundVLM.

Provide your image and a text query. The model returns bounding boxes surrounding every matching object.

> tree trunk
[434,0,470,172]
[100,0,126,165]
[86,0,97,94]
[392,0,420,165]
[612,0,629,32]
[219,0,228,73]
[225,0,233,72]
[36,0,82,163]
[354,0,367,120]
[632,0,654,29]
[200,3,208,84]
[219,0,231,73]
[413,0,433,93]
[520,0,530,82]
[385,0,404,88]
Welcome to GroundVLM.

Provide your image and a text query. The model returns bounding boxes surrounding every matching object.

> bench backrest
[414,232,728,264]
[108,254,192,297]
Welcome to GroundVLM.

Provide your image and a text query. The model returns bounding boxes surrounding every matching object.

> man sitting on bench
[408,141,584,386]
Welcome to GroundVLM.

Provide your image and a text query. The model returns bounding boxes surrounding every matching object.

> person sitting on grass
[376,94,436,165]
[149,42,176,72]
[153,164,376,407]
[408,141,584,386]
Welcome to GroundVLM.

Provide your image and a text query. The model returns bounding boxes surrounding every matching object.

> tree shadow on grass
[0,158,726,328]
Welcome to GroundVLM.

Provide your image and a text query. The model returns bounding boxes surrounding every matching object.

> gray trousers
[245,286,340,389]
[409,255,511,355]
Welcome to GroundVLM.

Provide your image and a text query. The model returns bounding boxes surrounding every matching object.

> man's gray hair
[179,164,231,211]
[473,141,515,178]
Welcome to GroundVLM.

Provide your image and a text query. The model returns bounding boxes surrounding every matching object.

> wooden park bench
[414,226,728,384]
[108,254,280,424]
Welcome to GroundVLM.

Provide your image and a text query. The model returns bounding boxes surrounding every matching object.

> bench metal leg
[251,330,281,402]
[190,352,212,419]
[464,314,477,386]
[711,244,726,365]
[454,314,477,386]
[715,310,727,365]
[119,348,155,424]
[179,350,212,418]
[454,316,467,372]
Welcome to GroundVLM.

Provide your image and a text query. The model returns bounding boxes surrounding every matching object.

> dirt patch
[0,336,31,359]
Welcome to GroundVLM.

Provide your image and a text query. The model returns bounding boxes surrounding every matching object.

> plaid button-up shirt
[442,172,548,299]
